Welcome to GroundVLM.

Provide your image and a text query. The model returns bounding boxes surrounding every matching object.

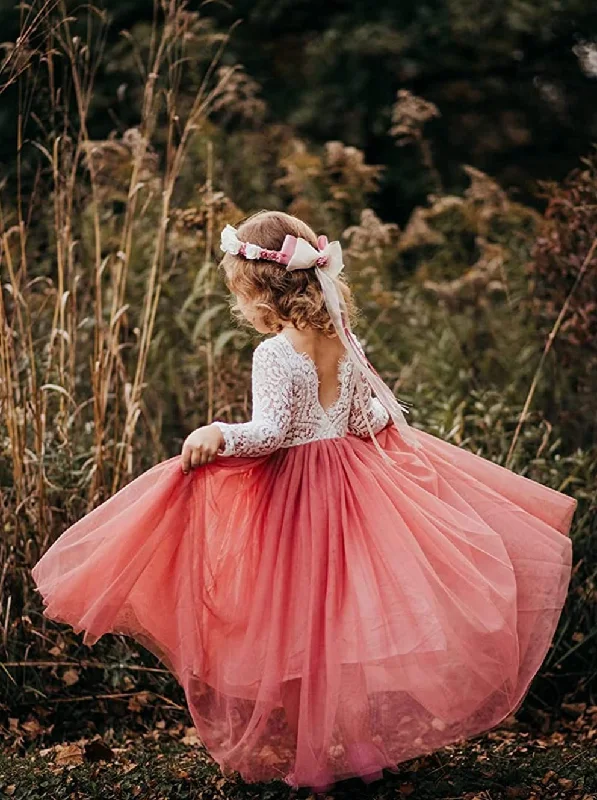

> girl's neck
[278,325,343,357]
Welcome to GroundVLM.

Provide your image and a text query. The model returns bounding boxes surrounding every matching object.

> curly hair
[219,210,357,336]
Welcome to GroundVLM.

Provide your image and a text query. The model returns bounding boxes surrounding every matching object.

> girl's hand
[181,425,225,474]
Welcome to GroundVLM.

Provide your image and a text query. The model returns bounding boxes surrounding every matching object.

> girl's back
[280,329,348,411]
[212,331,392,458]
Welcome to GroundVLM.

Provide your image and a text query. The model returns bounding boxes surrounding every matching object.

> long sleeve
[348,373,391,438]
[347,338,391,438]
[213,341,294,457]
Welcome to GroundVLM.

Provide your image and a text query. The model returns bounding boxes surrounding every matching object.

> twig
[506,236,597,468]
[562,744,595,768]
[2,660,170,674]
[0,661,17,684]
[148,693,186,711]
[40,691,145,704]
[40,691,186,711]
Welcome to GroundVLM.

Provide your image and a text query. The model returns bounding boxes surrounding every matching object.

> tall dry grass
[0,0,244,658]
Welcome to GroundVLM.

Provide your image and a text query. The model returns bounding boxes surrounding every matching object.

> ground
[1,699,597,800]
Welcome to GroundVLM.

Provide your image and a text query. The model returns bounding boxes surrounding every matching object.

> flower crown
[220,224,344,278]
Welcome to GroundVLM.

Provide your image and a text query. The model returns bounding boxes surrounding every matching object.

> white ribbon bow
[286,238,344,278]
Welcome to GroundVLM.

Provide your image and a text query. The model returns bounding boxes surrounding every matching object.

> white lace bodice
[213,333,390,457]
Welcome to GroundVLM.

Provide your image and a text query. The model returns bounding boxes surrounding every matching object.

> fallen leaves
[127,690,152,712]
[6,716,52,746]
[36,739,115,769]
[19,719,44,739]
[54,743,84,767]
[3,699,597,799]
[181,727,200,747]
[61,668,80,686]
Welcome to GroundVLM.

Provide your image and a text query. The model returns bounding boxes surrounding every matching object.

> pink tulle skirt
[31,427,576,791]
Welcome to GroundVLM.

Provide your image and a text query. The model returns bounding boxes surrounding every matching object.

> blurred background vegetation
[0,0,596,757]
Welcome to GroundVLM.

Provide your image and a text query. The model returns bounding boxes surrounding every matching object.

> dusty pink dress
[32,333,576,791]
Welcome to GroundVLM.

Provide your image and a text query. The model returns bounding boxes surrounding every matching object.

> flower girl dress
[32,330,576,791]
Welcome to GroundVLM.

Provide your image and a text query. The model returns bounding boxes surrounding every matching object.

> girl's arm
[347,338,391,438]
[212,340,293,457]
[347,372,391,438]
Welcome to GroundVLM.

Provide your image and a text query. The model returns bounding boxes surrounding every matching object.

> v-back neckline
[276,333,351,416]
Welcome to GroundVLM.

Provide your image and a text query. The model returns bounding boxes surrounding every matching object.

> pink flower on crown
[244,243,261,259]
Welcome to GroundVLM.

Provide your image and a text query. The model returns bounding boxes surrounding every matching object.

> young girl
[32,210,577,793]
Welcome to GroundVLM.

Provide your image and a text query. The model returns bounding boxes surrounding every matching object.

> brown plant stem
[2,660,169,673]
[506,236,597,468]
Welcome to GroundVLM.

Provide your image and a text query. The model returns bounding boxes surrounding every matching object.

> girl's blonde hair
[219,210,357,336]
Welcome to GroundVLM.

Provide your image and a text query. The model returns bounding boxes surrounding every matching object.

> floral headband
[219,222,420,453]
[220,223,344,276]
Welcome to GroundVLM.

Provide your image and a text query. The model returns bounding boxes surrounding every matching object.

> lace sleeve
[347,339,391,438]
[212,340,293,457]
